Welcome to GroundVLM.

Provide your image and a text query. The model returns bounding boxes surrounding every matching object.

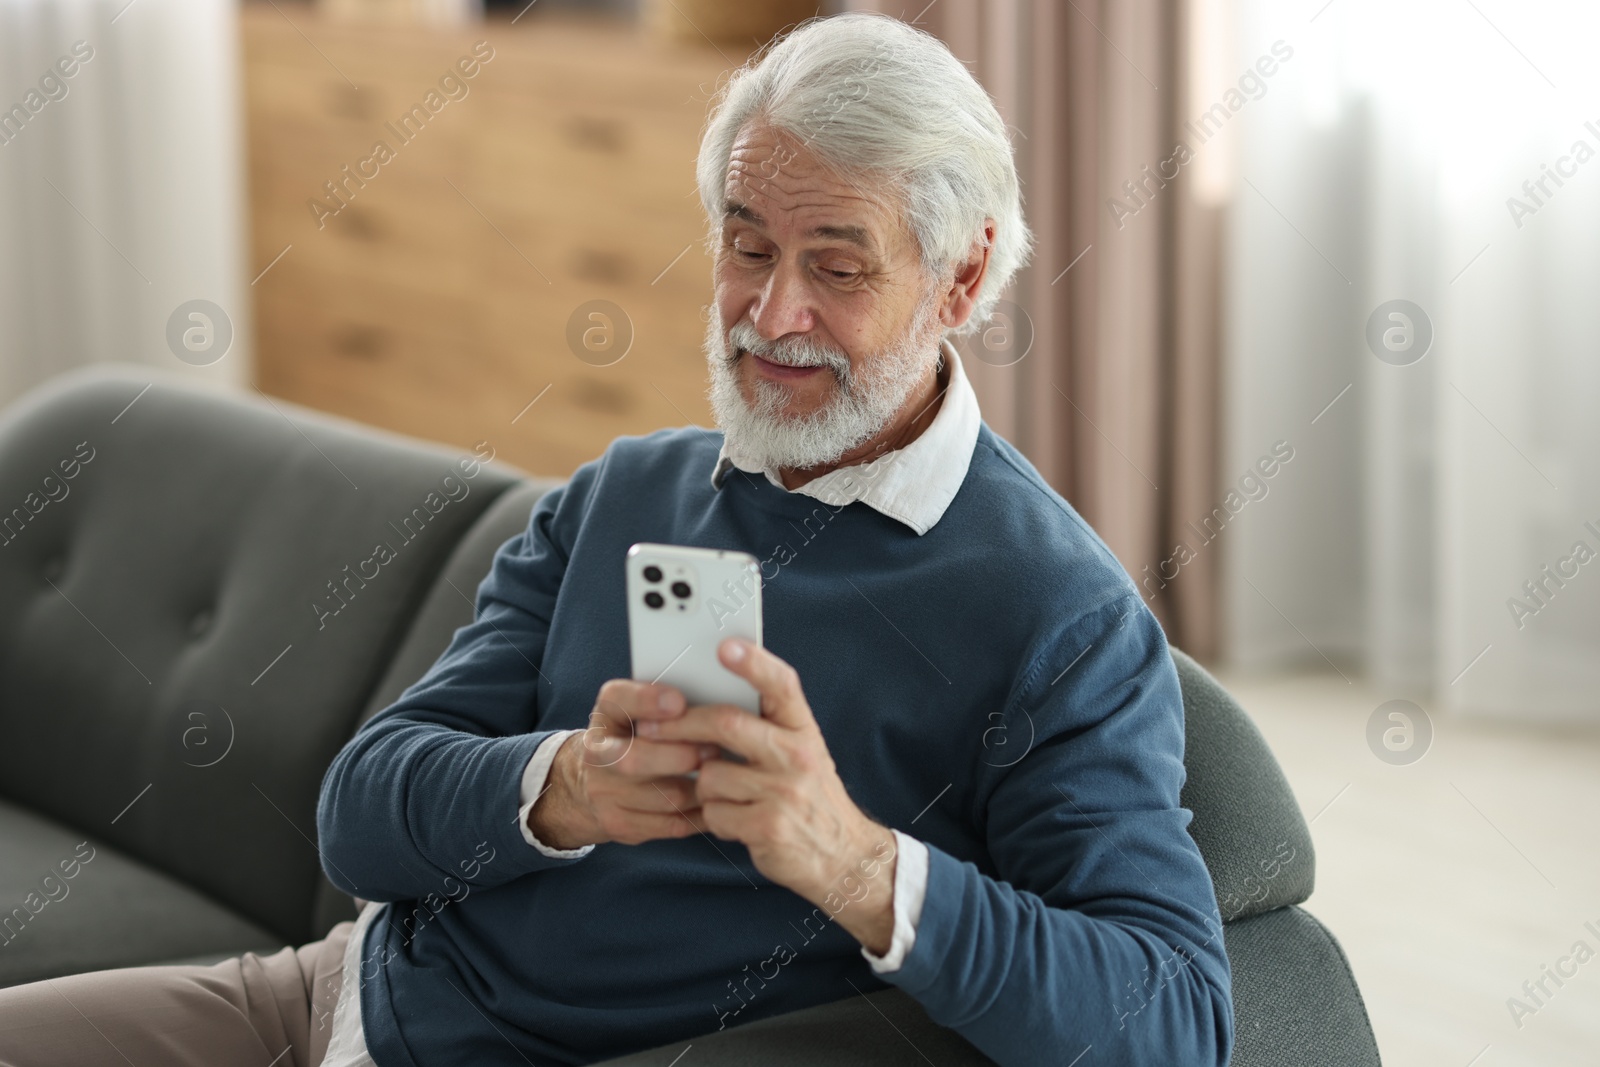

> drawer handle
[562,116,627,154]
[570,377,634,415]
[323,82,374,121]
[331,324,389,360]
[569,247,630,284]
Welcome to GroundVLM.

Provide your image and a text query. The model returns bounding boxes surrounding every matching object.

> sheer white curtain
[0,0,249,405]
[1222,0,1600,721]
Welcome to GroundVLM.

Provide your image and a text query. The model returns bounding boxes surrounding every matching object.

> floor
[1213,668,1600,1067]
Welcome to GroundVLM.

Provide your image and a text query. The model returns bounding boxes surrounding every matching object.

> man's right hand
[527,679,717,850]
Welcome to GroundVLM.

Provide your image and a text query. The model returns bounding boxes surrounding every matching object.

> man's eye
[823,268,858,281]
[736,250,769,263]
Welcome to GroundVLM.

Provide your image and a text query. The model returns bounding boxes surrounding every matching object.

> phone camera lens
[644,591,664,609]
[671,581,691,599]
[642,565,662,583]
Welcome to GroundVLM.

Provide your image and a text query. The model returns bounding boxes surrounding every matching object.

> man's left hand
[638,638,898,955]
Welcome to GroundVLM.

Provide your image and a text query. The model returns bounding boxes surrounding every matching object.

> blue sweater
[316,423,1233,1066]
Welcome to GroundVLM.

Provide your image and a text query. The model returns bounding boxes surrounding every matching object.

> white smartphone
[625,543,764,716]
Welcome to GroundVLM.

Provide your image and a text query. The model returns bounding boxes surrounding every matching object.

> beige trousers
[0,920,354,1067]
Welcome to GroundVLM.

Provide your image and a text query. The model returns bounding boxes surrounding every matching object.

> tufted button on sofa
[0,364,1379,1066]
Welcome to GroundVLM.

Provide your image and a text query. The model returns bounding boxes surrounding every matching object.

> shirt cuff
[860,829,929,974]
[516,728,595,859]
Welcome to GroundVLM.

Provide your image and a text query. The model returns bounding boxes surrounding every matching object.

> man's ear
[938,218,996,331]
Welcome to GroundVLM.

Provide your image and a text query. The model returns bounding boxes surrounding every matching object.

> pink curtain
[846,0,1223,657]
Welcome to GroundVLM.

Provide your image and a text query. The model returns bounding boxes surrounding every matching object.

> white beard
[705,290,942,472]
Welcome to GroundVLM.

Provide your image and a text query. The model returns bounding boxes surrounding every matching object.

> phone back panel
[625,543,763,714]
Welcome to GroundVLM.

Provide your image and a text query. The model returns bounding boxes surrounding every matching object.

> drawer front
[245,5,740,476]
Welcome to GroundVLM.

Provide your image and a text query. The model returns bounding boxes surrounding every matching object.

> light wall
[0,0,250,407]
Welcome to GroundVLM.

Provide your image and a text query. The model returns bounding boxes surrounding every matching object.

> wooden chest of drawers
[242,2,747,476]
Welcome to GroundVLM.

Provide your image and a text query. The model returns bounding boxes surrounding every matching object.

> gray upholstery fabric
[595,902,1381,1067]
[0,798,281,988]
[0,366,1379,1064]
[590,649,1377,1067]
[357,479,562,729]
[591,985,994,1067]
[1224,905,1382,1067]
[311,480,561,935]
[1173,648,1315,921]
[0,363,522,957]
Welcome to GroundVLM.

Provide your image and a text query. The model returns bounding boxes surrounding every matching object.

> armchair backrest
[1172,647,1315,922]
[0,364,523,944]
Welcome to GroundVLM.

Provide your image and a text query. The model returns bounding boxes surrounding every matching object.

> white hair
[695,11,1034,336]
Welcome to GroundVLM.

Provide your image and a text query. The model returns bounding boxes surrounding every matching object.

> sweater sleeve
[316,465,599,902]
[880,594,1234,1067]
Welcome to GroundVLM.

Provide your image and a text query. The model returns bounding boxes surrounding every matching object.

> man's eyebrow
[723,200,878,253]
[725,201,764,226]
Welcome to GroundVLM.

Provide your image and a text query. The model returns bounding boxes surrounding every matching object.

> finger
[592,679,688,734]
[715,639,813,730]
[642,782,710,834]
[698,797,757,842]
[638,704,769,761]
[693,758,765,804]
[618,776,700,813]
[602,809,704,845]
[612,738,721,780]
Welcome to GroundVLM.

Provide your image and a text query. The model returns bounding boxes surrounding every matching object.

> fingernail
[638,721,659,737]
[659,690,683,712]
[724,639,746,662]
[699,745,720,760]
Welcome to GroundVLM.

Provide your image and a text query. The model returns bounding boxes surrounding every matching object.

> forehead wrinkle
[723,198,876,254]
[726,162,871,211]
[722,125,911,264]
[723,182,891,259]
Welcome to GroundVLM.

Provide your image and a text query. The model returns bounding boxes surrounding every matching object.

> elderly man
[0,12,1231,1067]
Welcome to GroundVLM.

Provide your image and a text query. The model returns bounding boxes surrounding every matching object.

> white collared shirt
[324,339,980,1067]
[709,337,981,536]
[518,340,981,969]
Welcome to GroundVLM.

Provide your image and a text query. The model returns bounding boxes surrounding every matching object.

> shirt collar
[709,337,981,536]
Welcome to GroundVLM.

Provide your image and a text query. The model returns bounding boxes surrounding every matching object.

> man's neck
[777,345,950,491]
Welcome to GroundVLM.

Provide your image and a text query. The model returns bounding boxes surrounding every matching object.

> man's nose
[748,260,816,340]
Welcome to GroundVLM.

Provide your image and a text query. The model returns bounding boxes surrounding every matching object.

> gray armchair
[591,650,1383,1067]
[0,364,1380,1065]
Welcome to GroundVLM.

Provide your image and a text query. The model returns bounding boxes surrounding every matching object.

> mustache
[725,321,851,379]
